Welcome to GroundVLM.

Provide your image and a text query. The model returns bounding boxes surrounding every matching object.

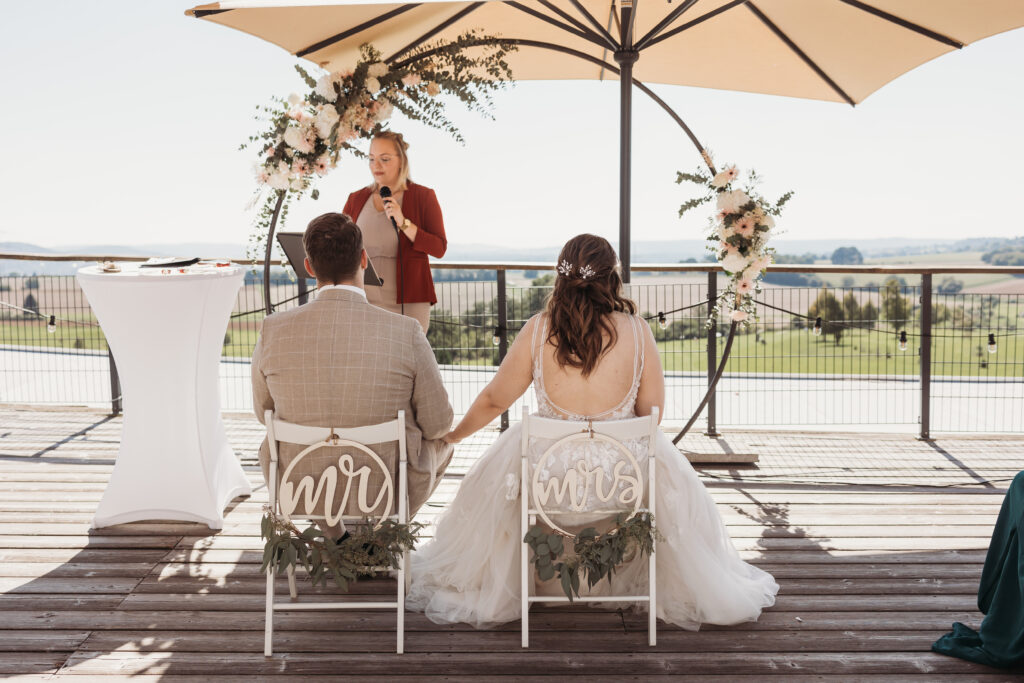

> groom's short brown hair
[303,212,362,284]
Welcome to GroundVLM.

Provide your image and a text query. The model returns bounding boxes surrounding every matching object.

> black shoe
[335,531,351,545]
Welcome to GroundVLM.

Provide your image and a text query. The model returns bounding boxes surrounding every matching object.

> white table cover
[77,264,251,529]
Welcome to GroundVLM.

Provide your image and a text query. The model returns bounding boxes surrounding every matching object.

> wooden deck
[2,404,1023,681]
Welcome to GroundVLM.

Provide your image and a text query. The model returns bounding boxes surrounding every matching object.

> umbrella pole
[615,48,638,284]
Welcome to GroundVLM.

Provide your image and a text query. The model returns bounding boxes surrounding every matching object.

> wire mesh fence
[2,263,1022,434]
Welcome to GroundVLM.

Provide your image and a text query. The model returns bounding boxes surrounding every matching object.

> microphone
[378,186,399,231]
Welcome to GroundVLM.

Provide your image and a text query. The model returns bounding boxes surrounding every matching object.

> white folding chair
[263,409,409,656]
[520,406,659,648]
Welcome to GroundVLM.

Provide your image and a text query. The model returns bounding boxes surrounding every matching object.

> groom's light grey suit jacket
[251,287,454,517]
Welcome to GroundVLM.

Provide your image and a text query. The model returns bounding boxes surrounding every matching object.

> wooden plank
[54,651,1020,676]
[0,653,64,675]
[0,549,170,564]
[0,577,140,594]
[0,536,180,549]
[0,562,155,578]
[75,629,955,654]
[114,593,980,613]
[0,630,91,653]
[757,564,983,579]
[0,596,126,610]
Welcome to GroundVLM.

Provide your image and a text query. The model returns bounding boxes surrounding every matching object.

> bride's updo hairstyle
[545,233,636,377]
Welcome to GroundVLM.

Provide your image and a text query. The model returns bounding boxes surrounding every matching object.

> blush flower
[734,216,756,237]
[401,73,422,87]
[736,278,754,294]
[730,310,749,322]
[716,189,749,214]
[367,62,389,78]
[426,81,441,96]
[710,165,738,189]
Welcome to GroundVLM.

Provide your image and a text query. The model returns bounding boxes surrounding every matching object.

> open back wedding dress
[407,313,778,629]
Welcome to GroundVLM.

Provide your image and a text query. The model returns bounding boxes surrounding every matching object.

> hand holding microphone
[378,186,404,232]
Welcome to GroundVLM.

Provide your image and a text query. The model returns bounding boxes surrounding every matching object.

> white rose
[367,62,388,78]
[721,251,749,274]
[287,93,302,106]
[267,172,290,190]
[314,106,340,139]
[365,76,381,93]
[283,126,314,154]
[315,75,336,102]
[716,189,750,214]
[762,213,775,229]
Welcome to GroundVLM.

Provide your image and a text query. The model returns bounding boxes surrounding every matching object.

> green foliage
[937,276,964,294]
[773,252,819,265]
[830,246,864,265]
[807,289,844,345]
[22,293,38,318]
[881,277,911,329]
[524,512,657,601]
[261,508,422,591]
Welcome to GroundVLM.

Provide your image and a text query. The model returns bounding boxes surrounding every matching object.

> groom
[251,212,454,534]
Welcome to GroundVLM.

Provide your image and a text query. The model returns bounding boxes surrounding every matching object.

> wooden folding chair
[520,406,659,647]
[264,409,409,655]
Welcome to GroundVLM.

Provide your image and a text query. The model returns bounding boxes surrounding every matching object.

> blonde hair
[369,130,411,192]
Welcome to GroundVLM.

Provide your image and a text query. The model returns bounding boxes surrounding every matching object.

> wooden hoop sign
[279,437,394,527]
[531,430,643,537]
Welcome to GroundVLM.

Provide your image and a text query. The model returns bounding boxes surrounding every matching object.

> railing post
[919,273,932,440]
[297,277,310,306]
[705,270,719,437]
[107,349,122,415]
[497,269,509,432]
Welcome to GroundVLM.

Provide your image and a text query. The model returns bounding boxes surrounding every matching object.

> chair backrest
[266,410,407,526]
[521,407,658,536]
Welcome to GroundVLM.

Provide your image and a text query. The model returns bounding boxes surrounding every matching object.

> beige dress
[356,198,431,332]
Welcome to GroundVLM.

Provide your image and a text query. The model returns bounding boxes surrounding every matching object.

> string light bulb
[988,333,997,354]
[47,315,56,334]
[898,330,908,352]
[658,312,667,330]
[492,326,501,347]
[812,317,822,336]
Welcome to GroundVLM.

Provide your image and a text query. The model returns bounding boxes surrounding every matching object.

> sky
[1,2,1023,254]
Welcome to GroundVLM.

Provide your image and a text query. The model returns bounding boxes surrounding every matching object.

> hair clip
[557,259,573,277]
[578,264,595,280]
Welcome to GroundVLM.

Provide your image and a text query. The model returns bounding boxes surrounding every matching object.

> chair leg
[287,564,297,599]
[521,540,529,648]
[397,555,406,655]
[264,566,275,656]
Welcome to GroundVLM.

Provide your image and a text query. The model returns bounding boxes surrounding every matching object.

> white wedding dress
[407,314,779,629]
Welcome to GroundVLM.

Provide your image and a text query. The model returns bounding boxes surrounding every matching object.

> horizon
[2,4,1023,252]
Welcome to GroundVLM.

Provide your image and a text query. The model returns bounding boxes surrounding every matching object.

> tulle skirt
[406,422,779,630]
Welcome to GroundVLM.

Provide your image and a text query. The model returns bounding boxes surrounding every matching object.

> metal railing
[3,252,1023,435]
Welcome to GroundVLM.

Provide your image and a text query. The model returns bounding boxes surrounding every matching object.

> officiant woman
[342,130,447,333]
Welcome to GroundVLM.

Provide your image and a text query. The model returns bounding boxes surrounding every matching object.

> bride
[407,234,778,629]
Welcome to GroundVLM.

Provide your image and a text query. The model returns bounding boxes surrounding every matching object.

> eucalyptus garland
[243,31,516,262]
[261,507,422,591]
[524,511,658,601]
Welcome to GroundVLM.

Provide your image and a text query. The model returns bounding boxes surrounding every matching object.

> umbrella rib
[746,2,856,106]
[538,0,617,51]
[634,0,700,51]
[504,1,614,49]
[391,36,710,157]
[839,0,964,49]
[385,2,486,63]
[296,4,422,58]
[643,0,746,50]
[567,0,619,49]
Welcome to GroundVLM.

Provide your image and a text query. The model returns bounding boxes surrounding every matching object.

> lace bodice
[531,313,646,422]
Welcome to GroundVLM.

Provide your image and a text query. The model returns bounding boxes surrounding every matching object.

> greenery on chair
[524,511,658,601]
[261,507,422,590]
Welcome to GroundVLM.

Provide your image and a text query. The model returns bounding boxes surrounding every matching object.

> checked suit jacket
[251,287,454,518]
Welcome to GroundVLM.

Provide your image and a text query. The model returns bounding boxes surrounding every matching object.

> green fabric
[933,470,1024,668]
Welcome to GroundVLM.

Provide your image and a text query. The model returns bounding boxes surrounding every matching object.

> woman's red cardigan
[343,181,447,305]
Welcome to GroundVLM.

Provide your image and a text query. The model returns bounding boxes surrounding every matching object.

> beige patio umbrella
[186,0,1024,279]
